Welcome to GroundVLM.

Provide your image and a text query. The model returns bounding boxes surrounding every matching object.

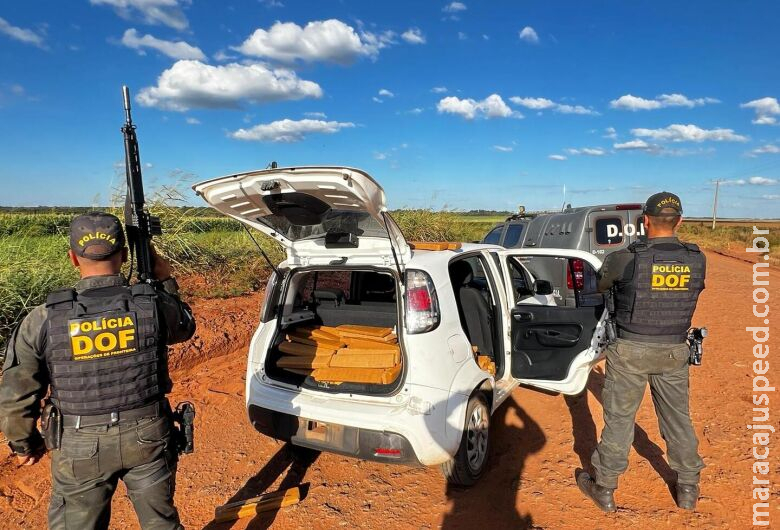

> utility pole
[711,179,720,230]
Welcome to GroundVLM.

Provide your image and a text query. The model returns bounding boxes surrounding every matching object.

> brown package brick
[312,363,401,385]
[276,354,333,370]
[278,341,338,357]
[329,351,400,369]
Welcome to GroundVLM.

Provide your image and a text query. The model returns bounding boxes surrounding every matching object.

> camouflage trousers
[48,415,182,530]
[591,338,705,489]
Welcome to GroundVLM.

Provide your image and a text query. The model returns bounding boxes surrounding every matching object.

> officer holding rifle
[577,192,707,512]
[0,87,196,530]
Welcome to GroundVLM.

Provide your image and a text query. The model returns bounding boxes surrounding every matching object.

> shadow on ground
[441,396,546,530]
[202,443,319,530]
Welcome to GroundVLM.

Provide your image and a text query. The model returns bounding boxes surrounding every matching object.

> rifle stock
[121,85,161,283]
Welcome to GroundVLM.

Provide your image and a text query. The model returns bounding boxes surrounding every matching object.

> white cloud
[762,194,780,200]
[136,60,322,111]
[401,27,425,44]
[443,2,467,12]
[749,176,778,185]
[566,147,606,156]
[614,139,654,151]
[120,28,205,60]
[604,126,617,139]
[230,118,354,142]
[720,177,778,187]
[492,145,513,152]
[518,26,539,44]
[260,0,284,7]
[555,103,599,115]
[610,93,720,111]
[378,88,394,98]
[437,94,516,120]
[510,96,598,115]
[431,86,448,94]
[548,154,567,161]
[185,116,200,125]
[90,0,189,31]
[747,143,780,157]
[406,107,424,115]
[374,152,388,160]
[510,97,555,110]
[458,31,467,40]
[740,97,780,125]
[235,19,397,64]
[0,16,46,49]
[372,96,383,103]
[631,124,748,143]
[304,111,327,119]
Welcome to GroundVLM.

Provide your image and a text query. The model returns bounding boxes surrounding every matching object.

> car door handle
[526,329,579,347]
[512,311,533,322]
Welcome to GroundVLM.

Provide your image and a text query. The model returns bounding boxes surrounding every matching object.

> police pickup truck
[481,204,645,305]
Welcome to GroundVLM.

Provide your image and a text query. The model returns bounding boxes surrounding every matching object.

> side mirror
[532,279,553,296]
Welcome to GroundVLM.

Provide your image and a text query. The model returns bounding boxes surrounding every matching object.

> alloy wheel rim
[466,402,489,472]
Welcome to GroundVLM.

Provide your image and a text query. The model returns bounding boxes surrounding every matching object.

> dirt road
[1,251,777,529]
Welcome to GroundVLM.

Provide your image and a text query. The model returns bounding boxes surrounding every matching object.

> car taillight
[405,270,440,334]
[616,203,642,210]
[566,258,585,290]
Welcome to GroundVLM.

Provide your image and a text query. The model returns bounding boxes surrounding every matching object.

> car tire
[440,392,490,487]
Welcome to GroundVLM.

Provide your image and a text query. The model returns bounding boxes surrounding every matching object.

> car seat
[450,260,494,358]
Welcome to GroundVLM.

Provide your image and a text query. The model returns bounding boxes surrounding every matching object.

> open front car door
[497,248,607,395]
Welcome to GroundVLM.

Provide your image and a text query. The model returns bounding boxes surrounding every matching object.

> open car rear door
[193,166,410,267]
[497,248,606,395]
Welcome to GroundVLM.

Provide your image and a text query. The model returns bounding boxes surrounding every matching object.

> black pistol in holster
[604,288,618,345]
[171,402,196,455]
[41,401,62,451]
[687,327,707,366]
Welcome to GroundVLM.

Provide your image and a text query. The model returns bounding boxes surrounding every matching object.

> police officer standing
[0,212,195,529]
[577,192,706,512]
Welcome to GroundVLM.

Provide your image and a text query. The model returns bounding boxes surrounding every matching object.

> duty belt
[617,329,687,344]
[62,400,167,428]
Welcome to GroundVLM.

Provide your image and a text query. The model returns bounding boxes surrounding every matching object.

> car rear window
[483,226,503,244]
[502,223,524,247]
[595,217,624,245]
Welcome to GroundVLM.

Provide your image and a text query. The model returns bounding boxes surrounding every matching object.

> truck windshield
[503,224,524,247]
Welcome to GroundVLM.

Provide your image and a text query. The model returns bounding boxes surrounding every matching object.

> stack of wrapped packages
[274,325,401,385]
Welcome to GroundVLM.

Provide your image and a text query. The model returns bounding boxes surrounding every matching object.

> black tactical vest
[614,240,705,343]
[43,283,170,415]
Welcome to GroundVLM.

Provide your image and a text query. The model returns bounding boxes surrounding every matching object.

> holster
[41,402,62,451]
[170,401,196,455]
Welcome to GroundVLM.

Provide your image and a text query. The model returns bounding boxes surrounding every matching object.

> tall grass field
[0,206,776,350]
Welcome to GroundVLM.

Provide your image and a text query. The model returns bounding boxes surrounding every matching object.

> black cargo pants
[48,415,182,530]
[591,338,705,489]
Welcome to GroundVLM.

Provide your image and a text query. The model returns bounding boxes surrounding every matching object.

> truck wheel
[440,393,490,486]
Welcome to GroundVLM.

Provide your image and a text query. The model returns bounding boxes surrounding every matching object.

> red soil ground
[0,251,777,529]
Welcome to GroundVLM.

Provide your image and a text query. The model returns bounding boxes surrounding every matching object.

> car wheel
[440,392,490,486]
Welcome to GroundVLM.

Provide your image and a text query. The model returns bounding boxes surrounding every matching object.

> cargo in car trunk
[265,268,404,394]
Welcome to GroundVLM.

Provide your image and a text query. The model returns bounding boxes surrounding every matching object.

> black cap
[644,191,683,216]
[69,212,126,260]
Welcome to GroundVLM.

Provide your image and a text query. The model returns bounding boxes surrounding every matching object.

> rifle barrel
[122,85,132,124]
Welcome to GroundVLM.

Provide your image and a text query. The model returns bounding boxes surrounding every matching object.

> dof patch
[651,263,691,291]
[67,312,138,361]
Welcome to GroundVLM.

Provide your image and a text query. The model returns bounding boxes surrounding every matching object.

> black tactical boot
[577,471,616,512]
[675,484,699,510]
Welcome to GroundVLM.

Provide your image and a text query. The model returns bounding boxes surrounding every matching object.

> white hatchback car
[195,166,607,485]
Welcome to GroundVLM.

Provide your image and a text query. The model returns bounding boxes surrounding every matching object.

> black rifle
[121,85,161,283]
[687,327,707,366]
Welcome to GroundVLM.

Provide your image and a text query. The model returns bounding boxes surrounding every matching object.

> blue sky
[1,0,779,217]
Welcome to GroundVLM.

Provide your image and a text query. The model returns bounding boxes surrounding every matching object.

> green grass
[2,208,775,350]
